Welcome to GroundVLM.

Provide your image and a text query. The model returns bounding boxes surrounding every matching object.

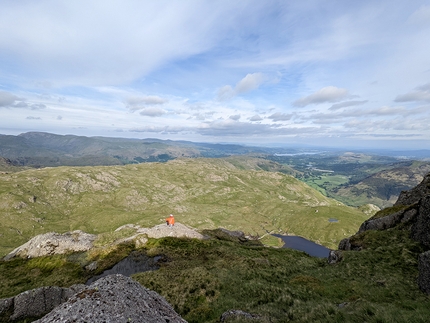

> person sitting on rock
[166,214,175,227]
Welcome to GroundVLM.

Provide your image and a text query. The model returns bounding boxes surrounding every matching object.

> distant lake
[273,234,331,258]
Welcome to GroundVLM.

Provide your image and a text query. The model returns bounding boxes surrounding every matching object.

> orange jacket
[166,216,175,226]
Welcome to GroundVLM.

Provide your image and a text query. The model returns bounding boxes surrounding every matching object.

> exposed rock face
[395,173,430,206]
[357,208,417,233]
[411,196,430,247]
[4,230,96,260]
[0,285,85,322]
[418,251,430,294]
[34,275,187,323]
[327,250,343,264]
[116,222,205,240]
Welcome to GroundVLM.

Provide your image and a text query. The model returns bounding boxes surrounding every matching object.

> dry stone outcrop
[0,285,85,322]
[34,274,187,323]
[116,222,205,240]
[4,230,96,260]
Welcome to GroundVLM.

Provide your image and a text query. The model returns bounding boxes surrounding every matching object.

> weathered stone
[34,275,187,323]
[411,196,430,247]
[395,173,430,206]
[4,230,97,260]
[338,238,351,251]
[0,284,86,322]
[418,250,430,294]
[0,297,13,317]
[136,222,204,240]
[328,250,343,264]
[358,208,417,233]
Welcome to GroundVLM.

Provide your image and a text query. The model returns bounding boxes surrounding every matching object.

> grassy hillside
[1,229,428,322]
[333,161,430,208]
[0,157,368,256]
[270,152,430,208]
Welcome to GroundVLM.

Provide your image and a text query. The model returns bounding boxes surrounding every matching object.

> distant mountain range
[0,132,277,167]
[1,132,430,209]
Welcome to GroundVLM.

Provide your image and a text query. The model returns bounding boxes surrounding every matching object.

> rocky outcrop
[357,208,417,233]
[0,285,85,322]
[335,172,430,294]
[395,173,430,206]
[4,230,96,260]
[4,223,204,261]
[134,222,205,240]
[327,250,343,264]
[418,251,430,294]
[411,196,430,247]
[34,274,187,323]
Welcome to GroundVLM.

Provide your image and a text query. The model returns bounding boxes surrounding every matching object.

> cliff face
[336,173,430,293]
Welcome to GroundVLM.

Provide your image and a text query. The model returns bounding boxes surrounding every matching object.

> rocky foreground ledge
[1,274,187,322]
[3,222,204,261]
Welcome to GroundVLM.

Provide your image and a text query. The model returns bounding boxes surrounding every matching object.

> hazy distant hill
[332,161,430,208]
[0,132,284,168]
[270,152,430,208]
[0,157,368,256]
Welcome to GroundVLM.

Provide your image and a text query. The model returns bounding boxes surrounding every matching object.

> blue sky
[1,1,430,149]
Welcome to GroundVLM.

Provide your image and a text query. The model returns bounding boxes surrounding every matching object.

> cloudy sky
[1,1,430,149]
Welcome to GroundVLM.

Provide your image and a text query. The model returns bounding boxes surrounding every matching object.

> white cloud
[139,107,166,117]
[0,91,22,107]
[268,112,293,121]
[395,83,430,103]
[249,115,263,121]
[293,86,351,107]
[26,116,41,120]
[329,100,368,110]
[0,1,264,86]
[217,85,235,101]
[126,95,168,111]
[235,73,265,94]
[218,73,266,100]
[31,103,47,110]
[229,114,241,121]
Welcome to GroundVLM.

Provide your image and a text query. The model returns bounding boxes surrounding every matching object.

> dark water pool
[86,252,161,285]
[273,234,331,258]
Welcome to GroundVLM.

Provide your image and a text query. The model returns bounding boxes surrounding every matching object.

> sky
[1,1,430,150]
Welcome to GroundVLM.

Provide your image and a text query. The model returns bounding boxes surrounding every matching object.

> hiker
[166,214,175,227]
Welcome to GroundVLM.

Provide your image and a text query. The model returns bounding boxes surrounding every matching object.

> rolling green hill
[0,157,368,256]
[270,152,430,208]
[332,161,430,208]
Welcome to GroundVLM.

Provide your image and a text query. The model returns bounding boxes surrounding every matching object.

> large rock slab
[358,208,417,233]
[0,285,85,322]
[34,274,187,323]
[116,222,204,240]
[4,230,96,260]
